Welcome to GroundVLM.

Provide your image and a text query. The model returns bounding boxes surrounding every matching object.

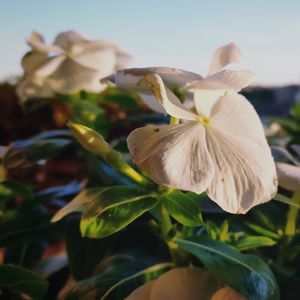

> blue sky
[1,0,300,86]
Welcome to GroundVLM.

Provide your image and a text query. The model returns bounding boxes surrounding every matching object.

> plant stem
[159,203,172,236]
[121,163,150,186]
[285,192,300,236]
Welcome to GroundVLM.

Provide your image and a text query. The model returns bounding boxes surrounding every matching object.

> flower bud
[68,121,110,156]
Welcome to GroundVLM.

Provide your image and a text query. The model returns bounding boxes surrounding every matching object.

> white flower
[127,74,277,213]
[185,43,254,116]
[19,31,132,98]
[125,267,246,300]
[276,162,300,192]
[105,43,253,115]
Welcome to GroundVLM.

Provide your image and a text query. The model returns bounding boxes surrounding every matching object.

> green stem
[121,163,150,186]
[159,203,172,236]
[285,192,300,236]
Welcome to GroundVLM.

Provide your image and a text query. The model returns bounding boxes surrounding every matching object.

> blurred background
[0,0,300,117]
[1,0,300,86]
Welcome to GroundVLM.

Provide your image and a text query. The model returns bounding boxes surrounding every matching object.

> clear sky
[1,0,300,86]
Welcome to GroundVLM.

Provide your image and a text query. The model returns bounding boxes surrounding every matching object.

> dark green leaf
[80,186,158,238]
[176,236,279,300]
[0,214,64,247]
[0,264,48,299]
[3,138,71,169]
[101,263,173,299]
[163,190,203,227]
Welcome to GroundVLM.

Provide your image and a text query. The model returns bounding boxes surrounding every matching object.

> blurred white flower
[125,267,246,300]
[105,43,253,114]
[18,31,132,99]
[276,162,300,192]
[127,74,277,213]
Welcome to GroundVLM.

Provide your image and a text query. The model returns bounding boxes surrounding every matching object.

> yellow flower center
[198,115,211,126]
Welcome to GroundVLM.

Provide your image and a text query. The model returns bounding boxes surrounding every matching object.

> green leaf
[0,264,48,299]
[273,193,300,208]
[246,223,279,239]
[3,138,70,169]
[52,187,109,222]
[163,190,203,227]
[176,236,279,300]
[101,263,173,299]
[80,186,158,238]
[0,214,64,247]
[234,236,276,251]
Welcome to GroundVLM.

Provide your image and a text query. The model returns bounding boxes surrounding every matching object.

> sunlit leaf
[80,186,158,238]
[234,235,276,251]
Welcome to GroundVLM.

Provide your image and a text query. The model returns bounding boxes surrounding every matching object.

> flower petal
[53,31,86,51]
[150,267,221,300]
[50,58,104,93]
[140,74,198,120]
[27,31,63,53]
[193,89,229,116]
[276,162,300,192]
[105,67,202,91]
[211,287,247,300]
[16,76,55,102]
[125,281,154,300]
[210,94,270,150]
[31,55,65,77]
[205,94,277,213]
[208,43,241,75]
[72,48,116,76]
[138,93,167,113]
[127,123,214,193]
[187,70,253,91]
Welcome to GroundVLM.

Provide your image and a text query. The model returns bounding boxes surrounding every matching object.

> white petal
[193,89,229,116]
[150,267,220,300]
[73,48,116,76]
[138,93,166,114]
[210,94,269,150]
[276,162,300,192]
[187,70,253,91]
[16,76,55,102]
[208,43,241,75]
[106,67,202,91]
[211,287,247,300]
[125,281,154,300]
[50,58,103,94]
[205,95,277,213]
[22,51,50,75]
[27,31,63,53]
[127,123,214,194]
[53,31,86,51]
[206,127,277,213]
[32,55,65,77]
[140,74,197,120]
